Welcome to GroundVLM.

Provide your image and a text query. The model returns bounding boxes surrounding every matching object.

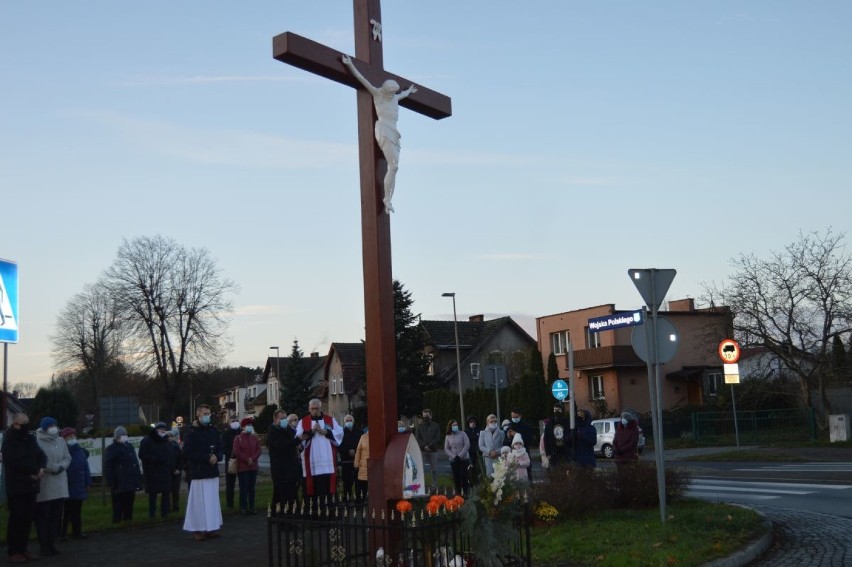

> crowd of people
[3,400,643,563]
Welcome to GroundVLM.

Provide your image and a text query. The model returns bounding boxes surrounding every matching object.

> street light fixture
[269,346,280,408]
[442,292,465,423]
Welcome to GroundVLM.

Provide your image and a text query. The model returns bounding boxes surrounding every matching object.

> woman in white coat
[477,414,505,479]
[35,416,71,557]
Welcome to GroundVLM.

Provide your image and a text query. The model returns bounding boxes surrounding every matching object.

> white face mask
[47,426,59,436]
[487,423,497,431]
[158,430,168,438]
[119,435,129,444]
[245,425,254,434]
[621,418,628,426]
[66,439,78,446]
[230,422,240,430]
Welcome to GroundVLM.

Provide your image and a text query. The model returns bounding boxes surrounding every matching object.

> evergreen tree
[29,385,80,430]
[282,339,312,415]
[547,352,560,381]
[528,347,551,420]
[394,280,434,418]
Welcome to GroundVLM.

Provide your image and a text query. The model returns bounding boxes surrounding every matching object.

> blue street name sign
[551,379,569,401]
[0,258,19,343]
[588,309,643,333]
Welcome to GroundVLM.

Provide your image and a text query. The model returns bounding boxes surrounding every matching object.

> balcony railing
[572,345,644,369]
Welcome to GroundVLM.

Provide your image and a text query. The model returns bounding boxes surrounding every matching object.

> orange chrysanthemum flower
[395,500,413,514]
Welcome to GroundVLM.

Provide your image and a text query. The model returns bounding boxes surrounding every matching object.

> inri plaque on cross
[273,0,451,514]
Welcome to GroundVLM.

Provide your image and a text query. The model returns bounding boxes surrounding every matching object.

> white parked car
[591,418,645,459]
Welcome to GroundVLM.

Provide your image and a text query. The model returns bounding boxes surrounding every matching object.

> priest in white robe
[295,398,344,502]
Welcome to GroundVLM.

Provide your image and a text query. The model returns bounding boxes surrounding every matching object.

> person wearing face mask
[414,409,441,493]
[104,425,142,524]
[139,422,175,519]
[2,413,46,564]
[338,415,359,501]
[510,434,531,484]
[221,415,241,510]
[464,416,481,487]
[613,411,640,473]
[478,414,505,479]
[503,409,534,452]
[182,404,224,540]
[59,427,92,540]
[231,417,261,515]
[443,419,470,495]
[34,416,72,557]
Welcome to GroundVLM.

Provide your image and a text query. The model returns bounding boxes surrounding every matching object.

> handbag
[227,436,240,474]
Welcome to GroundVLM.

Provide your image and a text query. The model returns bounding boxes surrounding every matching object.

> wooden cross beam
[273,0,451,516]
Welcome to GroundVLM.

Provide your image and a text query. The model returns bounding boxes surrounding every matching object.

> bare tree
[104,235,237,417]
[51,281,125,412]
[704,229,852,425]
[10,381,39,398]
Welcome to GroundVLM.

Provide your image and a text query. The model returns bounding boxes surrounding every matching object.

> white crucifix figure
[342,54,416,214]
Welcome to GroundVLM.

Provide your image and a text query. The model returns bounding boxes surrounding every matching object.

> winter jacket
[2,427,46,498]
[182,423,223,480]
[444,431,470,461]
[573,418,597,467]
[543,417,571,463]
[478,427,505,463]
[231,431,261,473]
[139,430,176,493]
[36,428,72,502]
[222,425,240,464]
[104,439,142,494]
[511,448,531,482]
[267,424,302,483]
[65,443,92,500]
[414,419,441,452]
[338,427,360,464]
[503,420,534,450]
[613,421,640,463]
[354,433,369,481]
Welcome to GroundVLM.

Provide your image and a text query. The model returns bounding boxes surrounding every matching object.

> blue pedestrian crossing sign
[551,379,569,401]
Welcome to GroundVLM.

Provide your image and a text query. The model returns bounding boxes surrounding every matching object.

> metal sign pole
[731,385,740,450]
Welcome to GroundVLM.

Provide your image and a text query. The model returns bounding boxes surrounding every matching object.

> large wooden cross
[273,0,451,514]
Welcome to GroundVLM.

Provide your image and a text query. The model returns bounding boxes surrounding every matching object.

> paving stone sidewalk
[16,510,269,567]
[750,506,852,567]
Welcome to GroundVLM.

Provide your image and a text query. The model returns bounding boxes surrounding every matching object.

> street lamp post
[269,346,280,408]
[490,350,505,424]
[442,292,465,423]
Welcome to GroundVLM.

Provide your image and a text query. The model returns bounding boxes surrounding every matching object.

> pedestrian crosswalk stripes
[734,463,852,473]
[686,477,852,502]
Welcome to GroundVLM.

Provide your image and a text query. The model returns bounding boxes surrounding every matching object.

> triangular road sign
[628,268,676,311]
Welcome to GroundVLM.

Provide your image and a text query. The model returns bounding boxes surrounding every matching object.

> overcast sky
[2,1,850,387]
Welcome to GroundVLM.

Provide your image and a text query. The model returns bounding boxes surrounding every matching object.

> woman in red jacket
[613,411,640,472]
[231,417,262,515]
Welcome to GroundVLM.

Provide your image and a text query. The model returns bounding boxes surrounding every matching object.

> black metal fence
[267,497,530,567]
[691,408,816,444]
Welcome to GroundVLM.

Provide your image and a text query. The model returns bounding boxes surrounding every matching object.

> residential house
[1,391,29,428]
[421,315,538,394]
[217,386,248,425]
[537,298,732,414]
[261,352,328,413]
[323,342,366,423]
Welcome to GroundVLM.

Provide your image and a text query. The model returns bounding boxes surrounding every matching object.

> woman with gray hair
[477,414,504,479]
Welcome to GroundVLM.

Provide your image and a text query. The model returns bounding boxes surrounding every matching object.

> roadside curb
[699,506,773,567]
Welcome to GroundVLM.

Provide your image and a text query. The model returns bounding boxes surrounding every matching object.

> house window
[585,326,601,349]
[550,331,570,355]
[706,372,722,397]
[590,375,605,400]
[330,377,337,395]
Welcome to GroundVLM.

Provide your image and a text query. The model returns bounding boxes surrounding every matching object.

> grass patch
[530,499,766,567]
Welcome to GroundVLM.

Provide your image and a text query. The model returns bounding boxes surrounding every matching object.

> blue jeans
[237,470,258,511]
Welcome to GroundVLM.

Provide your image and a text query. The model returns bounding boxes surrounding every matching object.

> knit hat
[39,416,58,431]
[113,425,128,439]
[500,446,510,455]
[154,421,168,430]
[501,419,511,428]
[240,417,254,428]
[621,411,634,422]
[60,427,77,439]
[511,433,525,447]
